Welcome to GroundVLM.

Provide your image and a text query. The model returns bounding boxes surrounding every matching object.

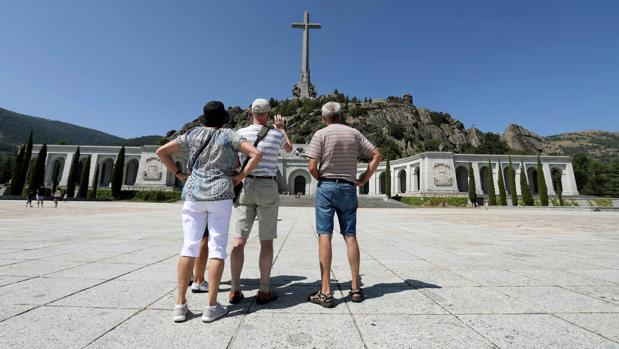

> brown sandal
[307,291,336,308]
[349,288,365,303]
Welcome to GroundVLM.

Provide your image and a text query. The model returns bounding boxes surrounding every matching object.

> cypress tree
[111,146,125,199]
[66,147,81,198]
[385,159,392,198]
[520,161,534,206]
[555,181,564,206]
[28,144,47,192]
[90,164,99,199]
[487,161,497,205]
[537,156,548,206]
[78,156,91,199]
[468,162,477,205]
[14,131,33,195]
[497,160,507,206]
[508,156,518,206]
[9,145,25,195]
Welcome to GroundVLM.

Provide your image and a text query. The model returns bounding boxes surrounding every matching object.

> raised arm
[156,140,187,182]
[232,142,263,185]
[274,114,293,153]
[356,149,383,186]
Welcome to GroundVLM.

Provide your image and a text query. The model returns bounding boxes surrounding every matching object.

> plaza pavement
[0,200,618,348]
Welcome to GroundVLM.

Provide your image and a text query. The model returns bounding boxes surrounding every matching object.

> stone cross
[291,10,321,98]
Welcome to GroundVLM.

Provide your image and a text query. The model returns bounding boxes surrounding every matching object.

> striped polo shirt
[305,123,376,182]
[237,125,286,177]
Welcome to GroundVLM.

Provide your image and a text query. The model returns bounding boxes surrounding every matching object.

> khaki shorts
[232,177,279,240]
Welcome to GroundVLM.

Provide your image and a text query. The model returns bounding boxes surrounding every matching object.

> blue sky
[1,0,618,138]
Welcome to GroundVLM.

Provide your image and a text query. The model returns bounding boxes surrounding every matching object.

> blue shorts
[315,180,358,236]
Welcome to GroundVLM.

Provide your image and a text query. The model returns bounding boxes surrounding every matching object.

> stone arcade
[31,144,579,198]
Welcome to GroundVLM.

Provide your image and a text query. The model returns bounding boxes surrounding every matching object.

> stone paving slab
[1,201,619,348]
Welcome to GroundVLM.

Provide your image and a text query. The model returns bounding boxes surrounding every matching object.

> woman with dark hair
[156,101,262,323]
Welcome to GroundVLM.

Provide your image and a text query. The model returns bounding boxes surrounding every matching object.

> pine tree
[78,156,91,198]
[28,144,47,192]
[385,159,391,198]
[90,164,99,199]
[520,161,534,206]
[468,162,477,204]
[487,161,497,205]
[497,160,507,206]
[66,147,81,198]
[8,145,25,195]
[508,156,518,206]
[111,146,125,199]
[537,156,548,206]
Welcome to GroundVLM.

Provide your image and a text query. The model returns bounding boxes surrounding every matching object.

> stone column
[542,163,555,195]
[473,162,483,195]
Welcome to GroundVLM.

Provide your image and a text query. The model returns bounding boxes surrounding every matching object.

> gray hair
[321,102,342,122]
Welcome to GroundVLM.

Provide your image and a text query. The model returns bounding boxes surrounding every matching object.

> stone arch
[456,166,468,193]
[360,180,369,195]
[413,166,420,192]
[48,157,65,188]
[527,166,538,194]
[479,166,489,194]
[398,169,406,193]
[293,176,307,195]
[378,172,386,194]
[288,169,311,195]
[551,167,563,195]
[503,166,511,194]
[99,158,115,187]
[125,159,139,186]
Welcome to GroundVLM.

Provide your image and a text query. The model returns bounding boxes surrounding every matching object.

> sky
[1,0,618,138]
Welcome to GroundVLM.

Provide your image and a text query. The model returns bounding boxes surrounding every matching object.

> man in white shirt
[229,98,293,305]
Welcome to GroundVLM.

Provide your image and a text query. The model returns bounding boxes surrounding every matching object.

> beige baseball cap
[251,98,271,114]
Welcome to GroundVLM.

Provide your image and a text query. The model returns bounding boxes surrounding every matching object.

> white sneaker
[172,303,189,322]
[202,303,228,323]
[191,280,208,293]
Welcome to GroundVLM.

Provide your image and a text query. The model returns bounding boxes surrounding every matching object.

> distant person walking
[53,189,62,208]
[305,101,382,307]
[26,190,34,207]
[156,101,262,323]
[228,98,293,305]
[36,186,45,208]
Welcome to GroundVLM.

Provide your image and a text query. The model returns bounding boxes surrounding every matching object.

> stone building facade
[31,144,579,197]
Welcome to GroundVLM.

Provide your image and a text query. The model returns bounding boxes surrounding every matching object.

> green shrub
[589,198,612,207]
[401,196,468,207]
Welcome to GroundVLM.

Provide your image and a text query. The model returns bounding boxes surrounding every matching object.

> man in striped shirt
[229,98,293,305]
[305,101,382,307]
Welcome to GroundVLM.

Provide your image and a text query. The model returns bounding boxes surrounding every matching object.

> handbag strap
[240,126,271,171]
[188,129,216,170]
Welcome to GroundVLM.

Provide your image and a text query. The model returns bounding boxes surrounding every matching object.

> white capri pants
[181,200,233,259]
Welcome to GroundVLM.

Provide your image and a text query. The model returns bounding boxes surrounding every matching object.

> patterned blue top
[175,127,246,201]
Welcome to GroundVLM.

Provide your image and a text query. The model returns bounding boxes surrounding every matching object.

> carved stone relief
[433,163,453,186]
[142,157,163,181]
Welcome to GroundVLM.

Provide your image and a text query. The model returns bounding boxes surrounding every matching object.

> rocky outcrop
[502,124,544,152]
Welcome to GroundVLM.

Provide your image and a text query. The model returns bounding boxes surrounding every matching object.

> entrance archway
[503,166,511,194]
[293,175,306,195]
[378,172,386,194]
[413,166,420,191]
[527,167,538,194]
[51,158,65,188]
[125,159,139,186]
[456,166,468,192]
[99,159,114,187]
[551,168,563,195]
[398,170,406,193]
[479,166,489,194]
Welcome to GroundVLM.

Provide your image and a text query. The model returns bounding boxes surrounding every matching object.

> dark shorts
[315,180,358,236]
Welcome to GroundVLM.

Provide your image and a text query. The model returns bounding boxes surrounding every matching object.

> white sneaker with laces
[202,302,228,323]
[172,303,188,322]
[191,280,208,293]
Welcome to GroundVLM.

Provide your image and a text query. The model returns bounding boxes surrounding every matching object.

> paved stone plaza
[0,201,618,348]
